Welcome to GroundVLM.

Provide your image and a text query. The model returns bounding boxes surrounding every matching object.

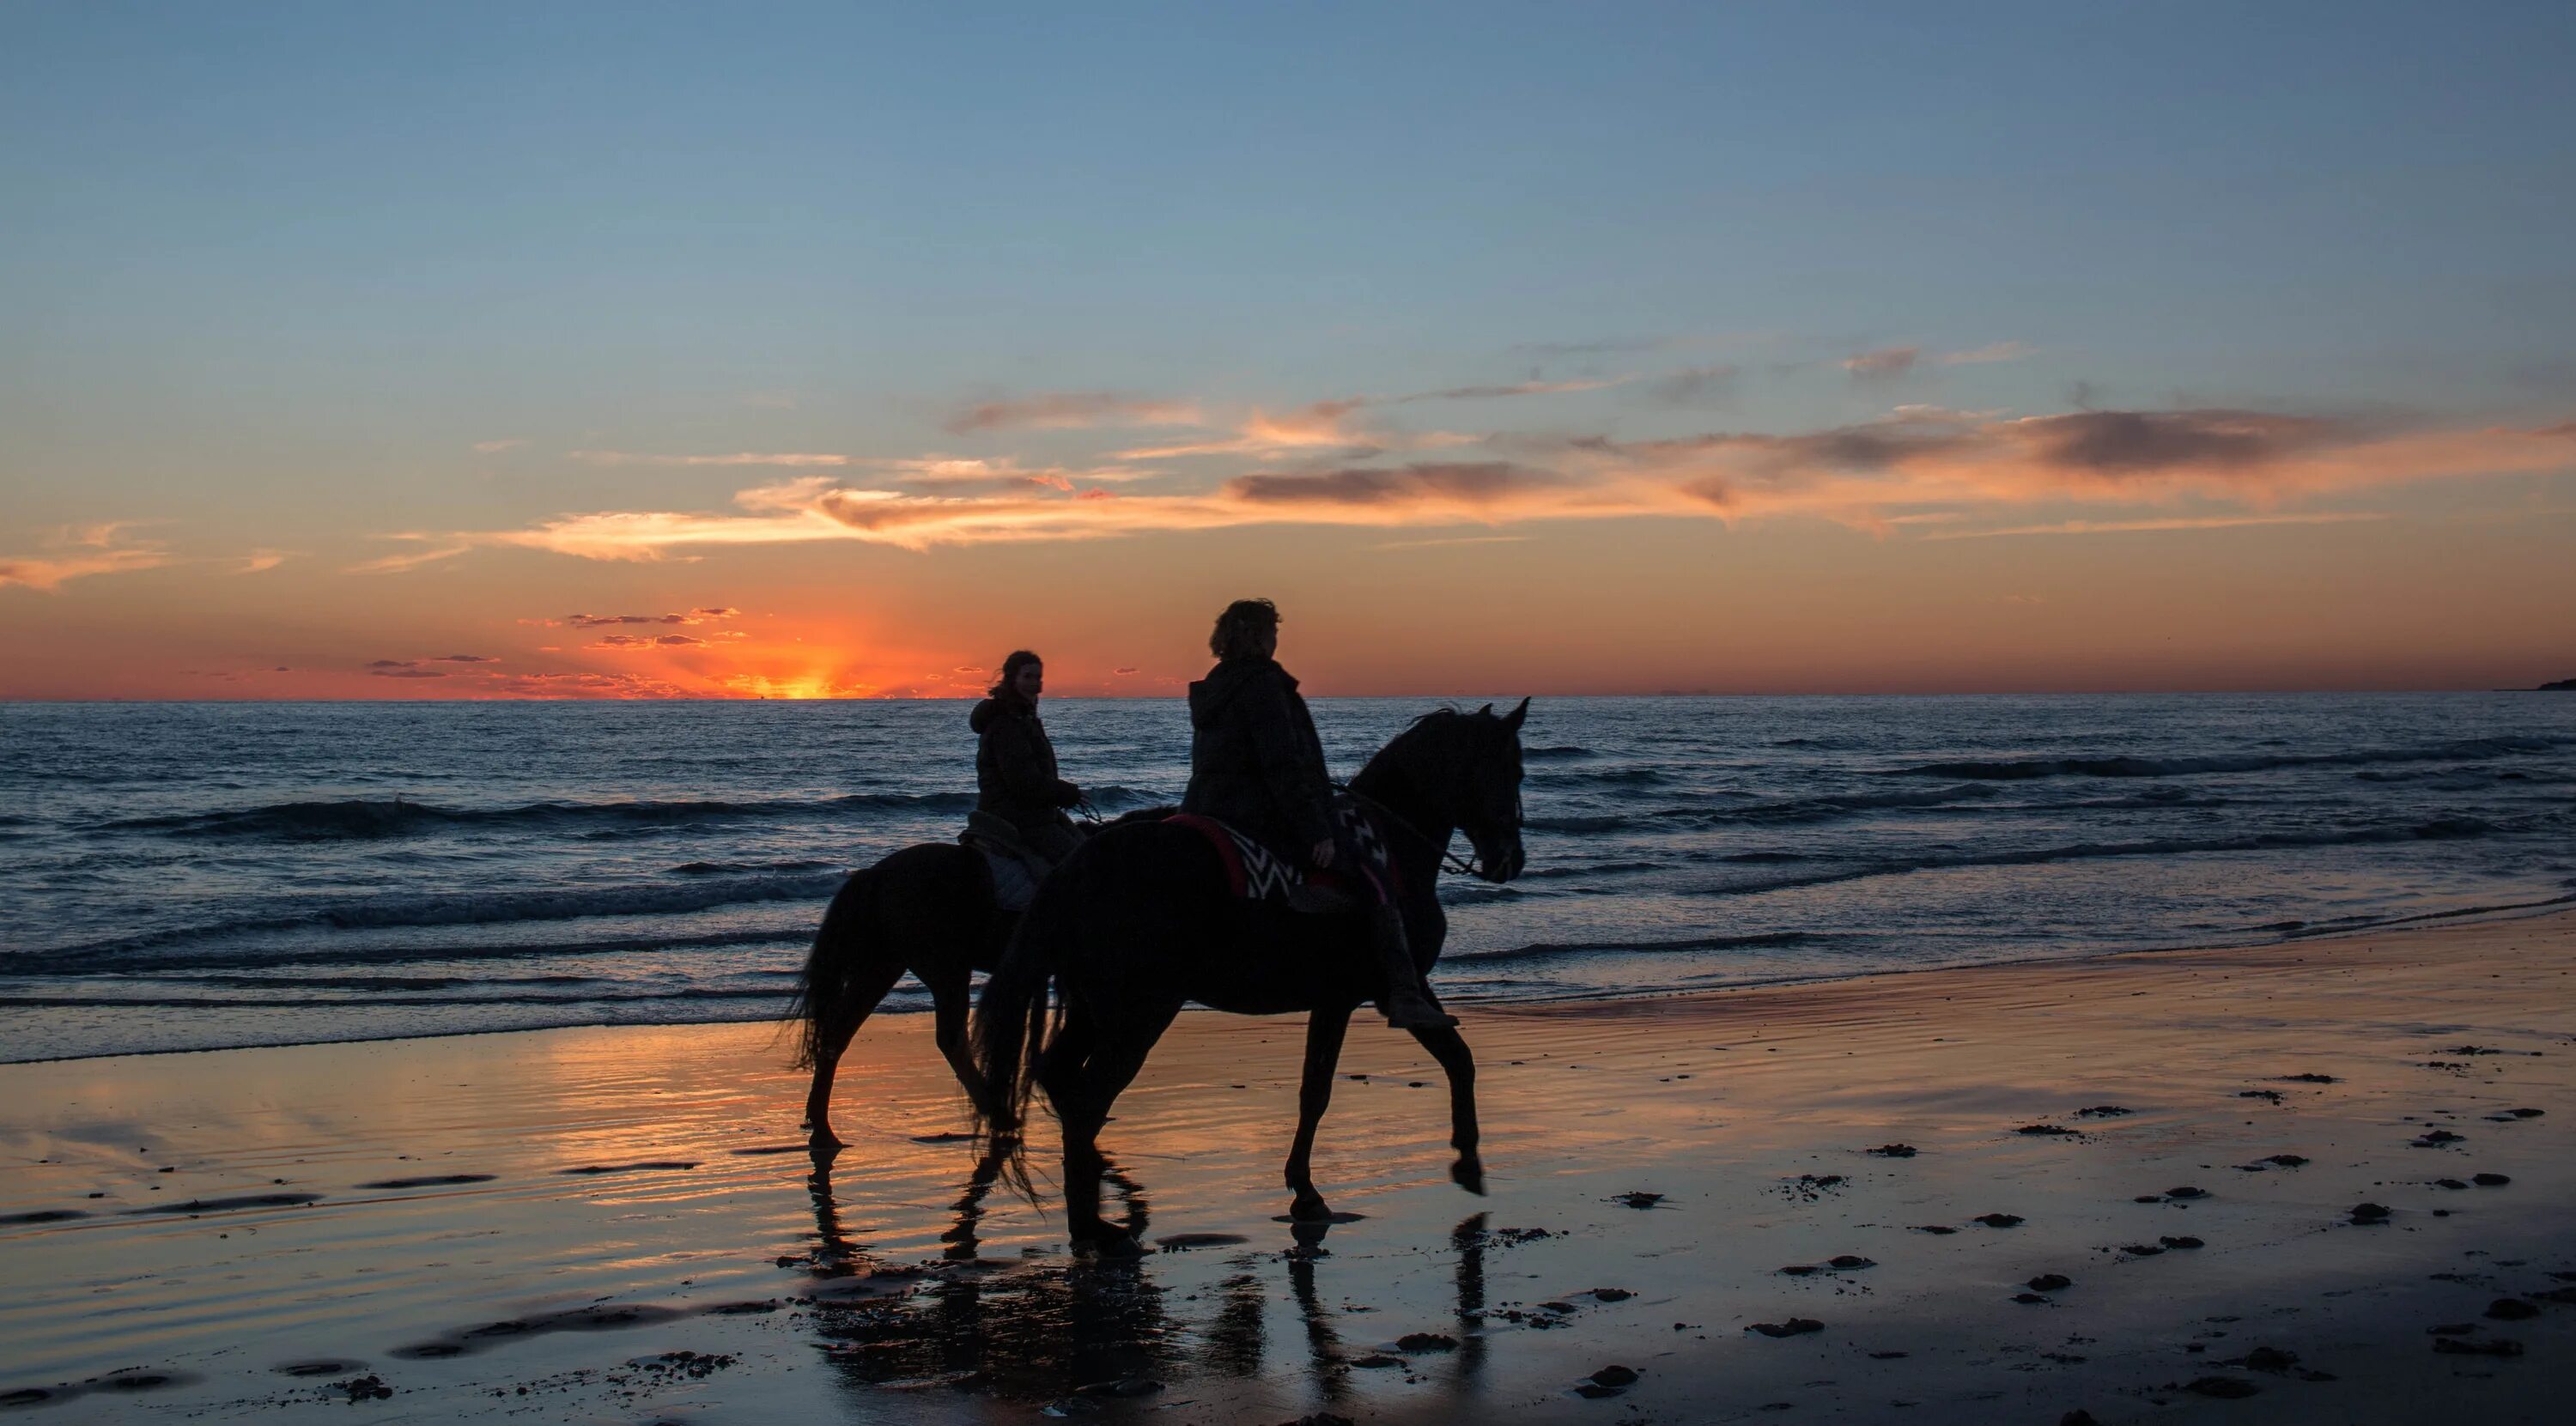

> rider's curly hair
[1208,598,1280,661]
[987,649,1042,701]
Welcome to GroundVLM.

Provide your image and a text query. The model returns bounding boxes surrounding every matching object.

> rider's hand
[1310,838,1337,869]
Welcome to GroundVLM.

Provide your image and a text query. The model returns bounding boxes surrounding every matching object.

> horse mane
[1353,705,1500,792]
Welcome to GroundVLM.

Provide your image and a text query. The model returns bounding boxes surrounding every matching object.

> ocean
[3,695,2571,1063]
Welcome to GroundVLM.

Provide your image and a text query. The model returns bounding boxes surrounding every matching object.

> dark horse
[972,701,1528,1250]
[787,810,1167,1149]
[787,840,1000,1150]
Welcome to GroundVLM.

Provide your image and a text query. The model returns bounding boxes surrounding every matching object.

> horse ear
[1477,702,1493,715]
[1504,696,1529,730]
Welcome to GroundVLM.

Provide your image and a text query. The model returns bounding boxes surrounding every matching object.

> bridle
[1334,780,1516,880]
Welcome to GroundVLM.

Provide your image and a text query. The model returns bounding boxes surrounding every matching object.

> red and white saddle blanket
[1168,805,1395,907]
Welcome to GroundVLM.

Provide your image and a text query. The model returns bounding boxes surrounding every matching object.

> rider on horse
[1181,599,1457,1029]
[970,650,1085,867]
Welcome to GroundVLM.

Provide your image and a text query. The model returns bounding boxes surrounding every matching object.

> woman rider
[970,650,1084,867]
[1181,599,1455,1029]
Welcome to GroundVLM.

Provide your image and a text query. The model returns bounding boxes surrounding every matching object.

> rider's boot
[1370,905,1458,1029]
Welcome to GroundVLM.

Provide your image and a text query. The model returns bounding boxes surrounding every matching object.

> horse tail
[970,886,1072,1139]
[785,865,885,1070]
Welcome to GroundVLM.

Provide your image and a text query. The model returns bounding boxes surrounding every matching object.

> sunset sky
[5,1,2573,698]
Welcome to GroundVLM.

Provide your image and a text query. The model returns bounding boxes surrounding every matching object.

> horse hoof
[1451,1156,1487,1197]
[807,1128,845,1155]
[1289,1193,1334,1223]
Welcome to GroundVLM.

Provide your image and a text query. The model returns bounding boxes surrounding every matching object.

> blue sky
[4,2,2573,695]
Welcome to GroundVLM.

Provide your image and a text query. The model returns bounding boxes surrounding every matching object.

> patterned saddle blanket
[1168,804,1395,911]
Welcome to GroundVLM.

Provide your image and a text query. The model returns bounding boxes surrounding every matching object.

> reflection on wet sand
[805,1146,1171,1399]
[799,1146,1497,1410]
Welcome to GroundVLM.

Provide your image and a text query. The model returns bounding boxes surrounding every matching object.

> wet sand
[3,910,2573,1423]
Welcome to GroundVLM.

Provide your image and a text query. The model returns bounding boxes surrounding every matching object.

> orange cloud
[369,406,2576,563]
[0,524,172,592]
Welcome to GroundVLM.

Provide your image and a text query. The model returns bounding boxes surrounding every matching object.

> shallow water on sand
[3,919,2573,1422]
[3,694,2572,1060]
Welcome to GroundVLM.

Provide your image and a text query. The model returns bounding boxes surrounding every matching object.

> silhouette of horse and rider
[788,598,1530,1252]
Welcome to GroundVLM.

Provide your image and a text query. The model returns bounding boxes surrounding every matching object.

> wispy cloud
[234,549,291,574]
[945,391,1202,434]
[1228,461,1562,507]
[593,633,706,649]
[369,405,2576,561]
[1844,346,1922,379]
[1390,378,1625,404]
[1925,512,2392,539]
[472,439,527,454]
[1644,364,1741,405]
[348,537,477,574]
[568,451,853,467]
[0,524,173,592]
[1113,377,1608,462]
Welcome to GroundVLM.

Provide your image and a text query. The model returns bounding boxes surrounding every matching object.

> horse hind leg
[801,948,908,1152]
[920,967,992,1115]
[1053,998,1180,1257]
[1285,1004,1353,1223]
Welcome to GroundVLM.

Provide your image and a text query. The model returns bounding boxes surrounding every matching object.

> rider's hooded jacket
[1182,656,1337,861]
[971,688,1081,851]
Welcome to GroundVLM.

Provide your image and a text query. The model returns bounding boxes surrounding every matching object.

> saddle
[1168,804,1395,913]
[960,810,1048,913]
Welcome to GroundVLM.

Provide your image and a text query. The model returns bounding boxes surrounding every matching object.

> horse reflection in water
[800,1147,1166,1396]
[798,1151,1496,1409]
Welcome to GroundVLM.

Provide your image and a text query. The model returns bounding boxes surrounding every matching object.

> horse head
[1456,697,1529,883]
[1355,698,1531,883]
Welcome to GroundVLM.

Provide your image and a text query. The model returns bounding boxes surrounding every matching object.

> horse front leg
[1408,1023,1483,1195]
[1285,1005,1352,1222]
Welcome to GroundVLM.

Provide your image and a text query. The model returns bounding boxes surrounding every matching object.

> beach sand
[3,911,2573,1423]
